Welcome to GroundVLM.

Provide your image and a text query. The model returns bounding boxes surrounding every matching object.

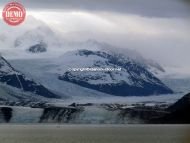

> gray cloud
[0,0,190,17]
[0,0,190,75]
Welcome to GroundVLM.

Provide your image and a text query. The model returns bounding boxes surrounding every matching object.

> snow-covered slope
[9,25,166,76]
[8,48,173,98]
[93,40,165,75]
[62,39,165,75]
[0,56,60,99]
[0,22,172,97]
[1,22,166,77]
[0,83,48,103]
[57,49,173,96]
[14,25,60,51]
[9,58,114,101]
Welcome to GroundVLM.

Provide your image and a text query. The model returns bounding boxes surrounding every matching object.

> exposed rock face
[28,42,47,53]
[154,93,190,124]
[102,103,170,123]
[40,107,82,123]
[115,93,190,124]
[119,107,169,123]
[0,93,189,124]
[0,107,12,123]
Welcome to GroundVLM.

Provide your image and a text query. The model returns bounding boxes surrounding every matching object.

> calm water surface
[0,124,189,143]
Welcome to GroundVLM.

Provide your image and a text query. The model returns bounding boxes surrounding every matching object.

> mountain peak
[0,56,19,75]
[58,49,173,96]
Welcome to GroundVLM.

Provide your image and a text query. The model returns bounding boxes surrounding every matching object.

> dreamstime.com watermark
[68,67,122,72]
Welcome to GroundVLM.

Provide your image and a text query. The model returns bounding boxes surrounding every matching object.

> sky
[0,0,190,71]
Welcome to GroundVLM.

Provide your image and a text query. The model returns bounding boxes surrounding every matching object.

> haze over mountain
[0,0,189,125]
[0,0,190,72]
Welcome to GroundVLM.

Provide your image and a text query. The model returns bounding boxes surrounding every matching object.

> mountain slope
[163,93,190,123]
[58,49,173,96]
[0,56,59,99]
[149,93,190,124]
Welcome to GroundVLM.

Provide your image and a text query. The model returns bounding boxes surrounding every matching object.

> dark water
[0,125,189,143]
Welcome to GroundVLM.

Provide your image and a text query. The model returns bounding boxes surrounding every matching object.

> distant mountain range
[0,24,173,99]
[0,16,189,124]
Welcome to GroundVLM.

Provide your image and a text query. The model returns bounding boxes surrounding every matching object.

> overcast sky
[0,0,190,17]
[0,0,190,72]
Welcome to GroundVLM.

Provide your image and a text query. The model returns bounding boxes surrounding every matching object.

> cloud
[0,0,190,17]
[0,0,190,71]
[28,10,190,67]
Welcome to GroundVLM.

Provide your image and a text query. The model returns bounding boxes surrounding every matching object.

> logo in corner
[2,1,26,26]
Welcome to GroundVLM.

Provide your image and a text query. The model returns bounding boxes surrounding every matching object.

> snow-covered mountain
[14,25,61,52]
[0,22,174,98]
[10,24,167,76]
[57,49,173,96]
[1,22,166,77]
[28,42,47,53]
[89,40,165,75]
[0,56,60,99]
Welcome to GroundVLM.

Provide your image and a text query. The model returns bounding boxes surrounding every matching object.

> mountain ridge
[0,55,60,99]
[58,49,173,96]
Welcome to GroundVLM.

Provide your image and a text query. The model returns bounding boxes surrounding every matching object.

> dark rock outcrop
[40,107,83,123]
[153,93,190,124]
[119,107,169,123]
[0,107,12,123]
[28,42,47,53]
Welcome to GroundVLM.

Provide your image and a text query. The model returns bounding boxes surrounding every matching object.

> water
[0,125,189,143]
